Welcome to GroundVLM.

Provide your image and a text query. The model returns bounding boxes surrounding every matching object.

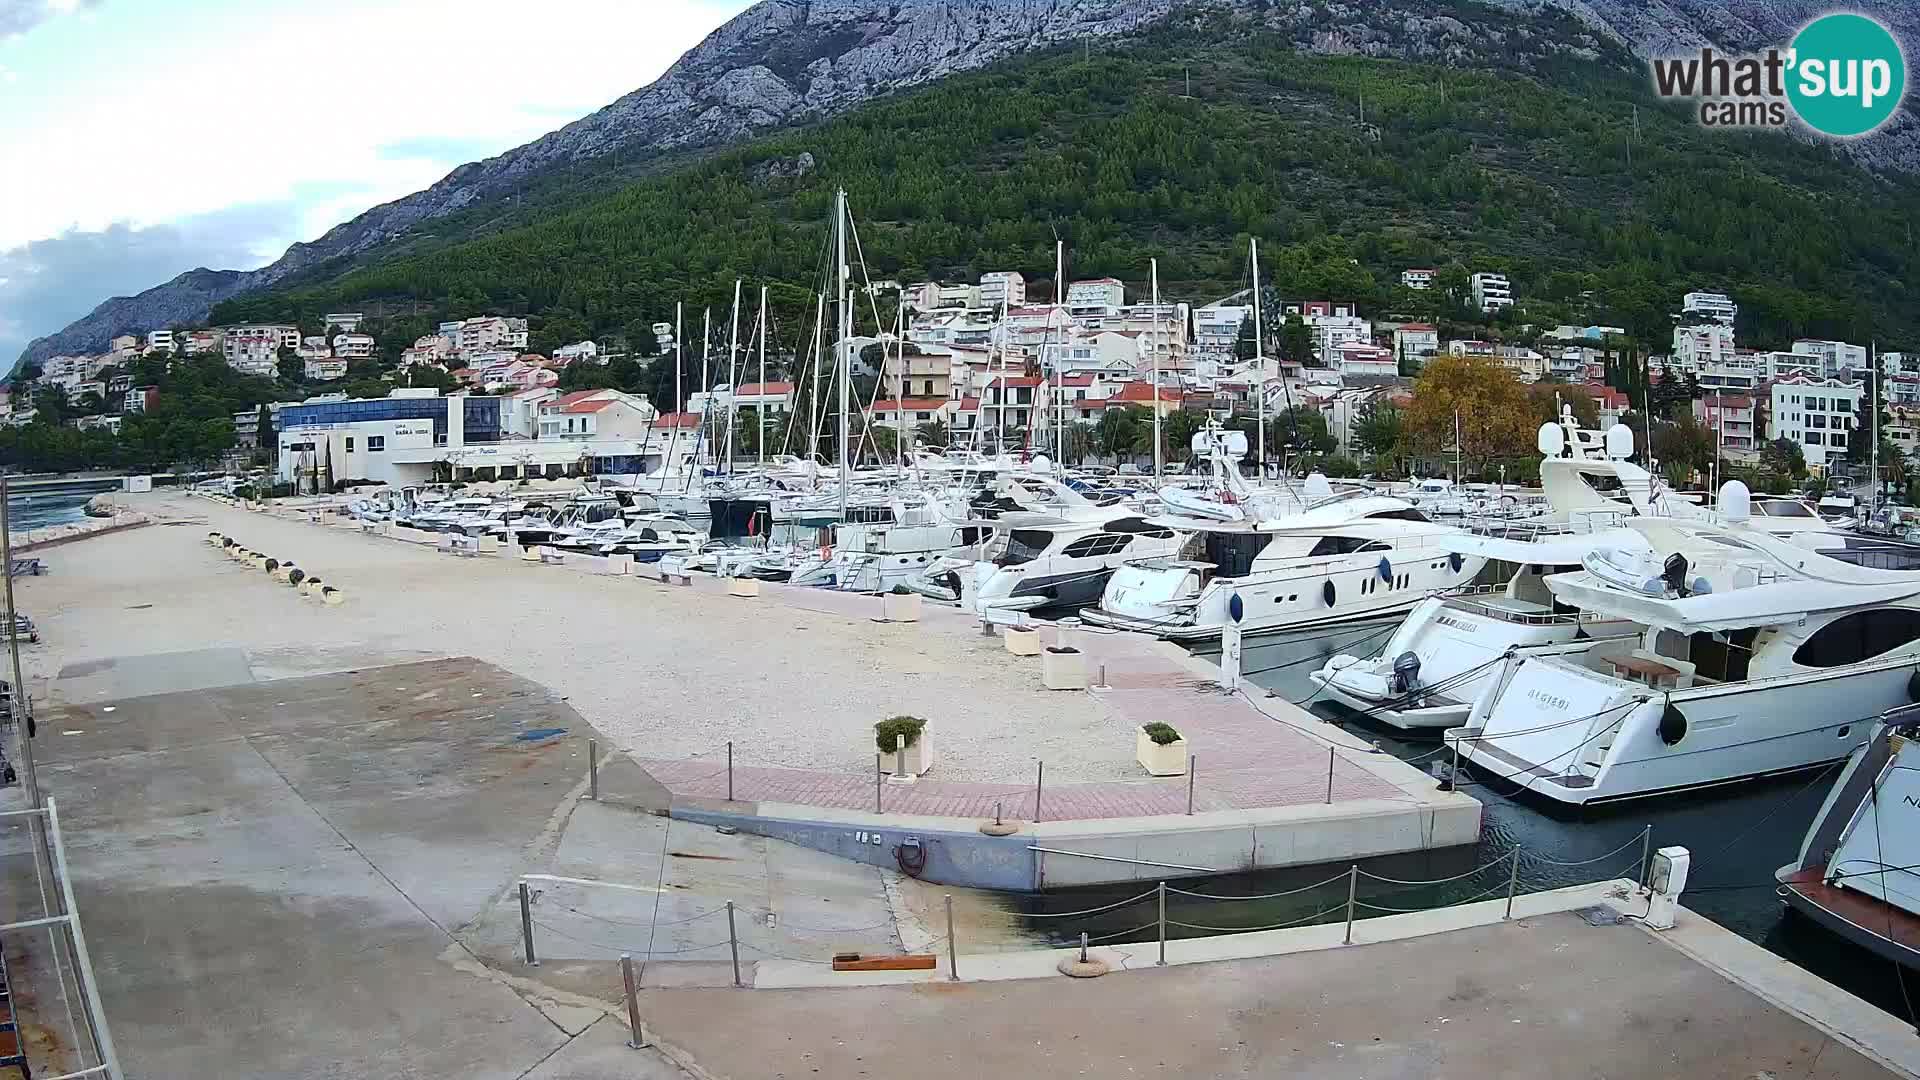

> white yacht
[1777,710,1920,969]
[1310,419,1657,729]
[1082,425,1484,641]
[905,477,1183,613]
[1446,485,1920,807]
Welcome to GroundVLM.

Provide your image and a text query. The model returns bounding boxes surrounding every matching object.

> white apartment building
[936,283,981,310]
[537,389,659,440]
[1392,323,1438,370]
[1758,349,1824,381]
[1792,338,1869,377]
[1672,322,1736,369]
[324,312,365,332]
[1065,278,1125,318]
[304,359,348,381]
[552,341,600,366]
[1193,304,1251,357]
[1681,291,1738,325]
[979,272,1026,308]
[1770,377,1862,471]
[1400,268,1435,290]
[223,324,300,376]
[1693,354,1759,395]
[1470,272,1514,313]
[1333,343,1397,378]
[1309,315,1371,367]
[652,322,675,354]
[333,333,376,360]
[454,316,529,358]
[145,329,175,354]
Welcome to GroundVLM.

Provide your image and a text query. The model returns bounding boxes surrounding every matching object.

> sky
[0,0,754,362]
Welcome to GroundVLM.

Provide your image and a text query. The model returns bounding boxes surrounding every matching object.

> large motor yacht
[1446,484,1920,806]
[1081,425,1484,641]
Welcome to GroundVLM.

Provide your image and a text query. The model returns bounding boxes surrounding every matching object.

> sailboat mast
[1151,257,1163,478]
[894,302,905,478]
[725,280,742,474]
[836,188,851,521]
[700,307,712,466]
[1054,240,1065,460]
[757,284,768,470]
[810,292,824,466]
[1251,237,1265,476]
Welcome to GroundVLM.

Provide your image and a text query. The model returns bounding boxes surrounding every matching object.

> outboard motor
[1390,651,1422,696]
[1662,553,1692,597]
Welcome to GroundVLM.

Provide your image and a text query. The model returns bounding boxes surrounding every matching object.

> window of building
[345,437,354,451]
[1793,608,1920,667]
[367,436,386,452]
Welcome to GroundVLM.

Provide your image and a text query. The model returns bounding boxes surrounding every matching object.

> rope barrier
[1015,889,1159,920]
[560,903,729,929]
[1082,920,1160,945]
[1522,828,1649,868]
[735,941,834,965]
[1357,849,1514,886]
[1167,901,1350,934]
[1166,870,1351,902]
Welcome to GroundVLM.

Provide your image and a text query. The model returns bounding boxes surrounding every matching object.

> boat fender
[1378,557,1393,583]
[1322,580,1336,608]
[1907,667,1920,702]
[1449,553,1463,574]
[287,569,305,586]
[1658,702,1687,746]
[264,559,279,573]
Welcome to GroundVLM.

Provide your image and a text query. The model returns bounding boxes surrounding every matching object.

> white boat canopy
[1436,528,1651,566]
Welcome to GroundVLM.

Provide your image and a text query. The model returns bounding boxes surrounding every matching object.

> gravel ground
[11,494,1142,783]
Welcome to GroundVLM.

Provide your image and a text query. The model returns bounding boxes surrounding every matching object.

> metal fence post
[45,800,120,1080]
[945,894,959,981]
[1343,865,1358,945]
[588,739,599,800]
[519,881,538,966]
[726,901,742,988]
[1325,747,1336,804]
[875,753,883,814]
[1156,881,1168,966]
[1505,849,1522,920]
[1035,760,1045,822]
[727,740,734,802]
[1186,757,1197,816]
[620,953,647,1049]
[1638,826,1653,891]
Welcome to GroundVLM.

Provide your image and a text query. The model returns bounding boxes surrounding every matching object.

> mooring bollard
[945,894,959,981]
[1325,747,1336,805]
[1078,932,1090,964]
[588,739,599,800]
[620,954,647,1049]
[520,882,538,966]
[726,901,742,988]
[1505,848,1523,920]
[1343,865,1358,945]
[1157,881,1168,966]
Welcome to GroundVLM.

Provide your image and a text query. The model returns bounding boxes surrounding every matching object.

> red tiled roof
[656,412,701,429]
[870,398,950,412]
[563,399,619,414]
[1076,399,1111,410]
[1398,323,1436,332]
[956,397,982,410]
[1111,383,1181,403]
[1056,374,1097,387]
[990,374,1043,387]
[551,390,605,408]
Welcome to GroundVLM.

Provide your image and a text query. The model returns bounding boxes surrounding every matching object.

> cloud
[0,203,300,363]
[0,0,99,40]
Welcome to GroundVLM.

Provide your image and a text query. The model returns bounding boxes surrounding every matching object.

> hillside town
[10,273,1910,495]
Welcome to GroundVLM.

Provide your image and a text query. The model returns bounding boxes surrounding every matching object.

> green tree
[277,346,304,385]
[1352,402,1403,458]
[1279,316,1314,367]
[915,418,950,448]
[1094,407,1145,462]
[1761,437,1806,479]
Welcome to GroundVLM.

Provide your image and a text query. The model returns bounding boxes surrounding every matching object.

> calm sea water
[7,491,94,532]
[1012,620,1919,1023]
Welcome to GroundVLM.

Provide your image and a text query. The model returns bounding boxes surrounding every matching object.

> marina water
[1017,619,1917,1022]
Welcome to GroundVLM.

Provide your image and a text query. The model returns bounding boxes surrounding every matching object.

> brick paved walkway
[638,579,1406,822]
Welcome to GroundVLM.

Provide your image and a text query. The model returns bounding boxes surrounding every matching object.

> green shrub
[1142,722,1182,746]
[874,715,926,752]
